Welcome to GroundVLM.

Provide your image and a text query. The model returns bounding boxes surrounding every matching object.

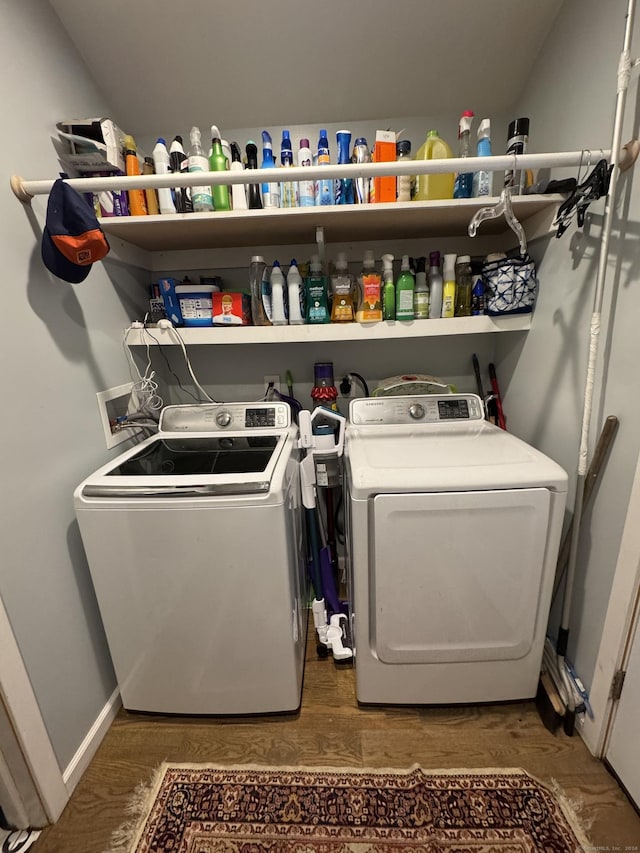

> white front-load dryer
[345,394,568,705]
[74,402,307,715]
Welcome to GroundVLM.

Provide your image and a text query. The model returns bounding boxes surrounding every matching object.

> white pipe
[559,0,637,718]
[10,150,614,200]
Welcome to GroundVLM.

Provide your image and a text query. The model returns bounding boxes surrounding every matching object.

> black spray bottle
[245,142,263,209]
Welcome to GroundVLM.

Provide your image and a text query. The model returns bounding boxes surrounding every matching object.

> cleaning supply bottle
[454,255,473,317]
[152,138,177,215]
[428,251,443,319]
[395,255,415,321]
[297,138,315,207]
[169,135,192,213]
[229,141,248,210]
[453,111,474,199]
[356,251,383,323]
[414,130,455,201]
[245,142,263,209]
[471,264,486,315]
[381,253,395,320]
[260,130,280,208]
[188,126,213,212]
[142,157,160,215]
[329,252,355,322]
[335,129,354,205]
[209,137,230,211]
[287,259,304,325]
[441,253,457,318]
[413,256,430,319]
[315,129,333,206]
[280,130,297,208]
[504,117,530,194]
[305,255,330,324]
[123,134,148,216]
[249,255,270,325]
[396,139,412,201]
[472,119,493,198]
[270,261,287,325]
[353,137,371,204]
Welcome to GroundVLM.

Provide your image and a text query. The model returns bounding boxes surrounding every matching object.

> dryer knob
[409,403,425,420]
[216,411,232,427]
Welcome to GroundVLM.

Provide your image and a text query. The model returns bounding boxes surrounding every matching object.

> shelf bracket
[315,226,325,267]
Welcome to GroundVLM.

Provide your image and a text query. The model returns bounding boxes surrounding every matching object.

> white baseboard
[62,687,121,794]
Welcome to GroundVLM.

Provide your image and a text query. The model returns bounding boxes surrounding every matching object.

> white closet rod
[10,150,616,202]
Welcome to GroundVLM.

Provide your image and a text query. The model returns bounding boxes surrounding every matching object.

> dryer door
[371,488,551,664]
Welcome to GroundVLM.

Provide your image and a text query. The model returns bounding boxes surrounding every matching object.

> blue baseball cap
[41,179,110,283]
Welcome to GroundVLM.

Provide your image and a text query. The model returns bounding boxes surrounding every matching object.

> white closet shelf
[127,315,530,346]
[100,195,562,251]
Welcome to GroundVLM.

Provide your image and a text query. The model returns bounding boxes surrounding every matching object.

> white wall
[0,0,148,770]
[502,0,640,690]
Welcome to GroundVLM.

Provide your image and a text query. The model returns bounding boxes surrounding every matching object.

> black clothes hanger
[553,158,613,238]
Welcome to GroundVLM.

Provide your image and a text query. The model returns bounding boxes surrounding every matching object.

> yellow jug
[414,130,455,201]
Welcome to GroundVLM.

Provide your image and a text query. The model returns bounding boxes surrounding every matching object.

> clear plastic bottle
[396,139,412,202]
[428,251,443,319]
[413,256,430,319]
[453,111,474,199]
[249,255,270,326]
[454,255,473,317]
[330,252,356,323]
[353,137,371,204]
[395,255,415,321]
[188,126,213,212]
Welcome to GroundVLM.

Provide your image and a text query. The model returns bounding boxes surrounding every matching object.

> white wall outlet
[96,382,142,449]
[264,374,281,394]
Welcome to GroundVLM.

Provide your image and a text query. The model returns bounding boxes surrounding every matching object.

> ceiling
[48,0,565,139]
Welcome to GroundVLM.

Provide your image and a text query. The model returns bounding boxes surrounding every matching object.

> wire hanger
[468,186,528,255]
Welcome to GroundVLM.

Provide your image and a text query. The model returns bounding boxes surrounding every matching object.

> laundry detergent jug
[414,130,455,201]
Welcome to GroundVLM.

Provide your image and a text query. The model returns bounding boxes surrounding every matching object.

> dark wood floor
[34,621,640,852]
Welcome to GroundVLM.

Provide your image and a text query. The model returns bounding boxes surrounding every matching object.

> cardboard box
[373,130,397,203]
[55,117,126,174]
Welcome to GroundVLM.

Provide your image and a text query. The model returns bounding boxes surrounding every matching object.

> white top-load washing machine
[345,394,568,705]
[74,401,307,715]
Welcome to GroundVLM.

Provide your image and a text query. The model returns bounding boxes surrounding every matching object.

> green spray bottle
[381,253,395,320]
[395,255,415,321]
[209,137,230,210]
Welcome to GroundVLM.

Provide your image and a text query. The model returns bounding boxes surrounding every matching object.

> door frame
[578,449,640,757]
[0,595,69,825]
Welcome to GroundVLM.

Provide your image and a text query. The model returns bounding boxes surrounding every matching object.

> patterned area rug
[109,763,589,853]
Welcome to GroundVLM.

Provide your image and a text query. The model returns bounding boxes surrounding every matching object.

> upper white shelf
[100,195,563,252]
[126,314,530,346]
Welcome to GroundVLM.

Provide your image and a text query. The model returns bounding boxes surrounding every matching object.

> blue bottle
[315,129,333,206]
[280,130,296,207]
[335,129,354,204]
[260,131,280,208]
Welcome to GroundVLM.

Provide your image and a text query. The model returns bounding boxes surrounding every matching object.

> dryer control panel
[349,394,484,425]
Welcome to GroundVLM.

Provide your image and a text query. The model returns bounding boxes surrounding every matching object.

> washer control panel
[160,402,291,432]
[349,394,484,425]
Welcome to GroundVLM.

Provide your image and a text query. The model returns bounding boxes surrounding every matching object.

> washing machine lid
[78,402,297,499]
[346,394,568,495]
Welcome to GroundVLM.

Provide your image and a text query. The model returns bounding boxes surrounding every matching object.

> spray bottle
[395,255,415,321]
[453,111,475,199]
[297,138,315,207]
[413,256,430,319]
[330,252,355,322]
[441,254,457,318]
[305,255,330,324]
[352,137,371,204]
[260,130,280,208]
[209,137,230,211]
[315,129,333,206]
[356,251,382,323]
[381,253,395,320]
[428,251,443,319]
[335,130,354,205]
[280,130,297,208]
[245,142,263,209]
[123,135,148,216]
[287,259,305,325]
[270,261,287,326]
[169,136,192,213]
[229,141,248,210]
[152,138,177,214]
[472,119,493,197]
[188,126,213,212]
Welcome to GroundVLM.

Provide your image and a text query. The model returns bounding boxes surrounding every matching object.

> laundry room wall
[0,0,148,773]
[498,0,640,694]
